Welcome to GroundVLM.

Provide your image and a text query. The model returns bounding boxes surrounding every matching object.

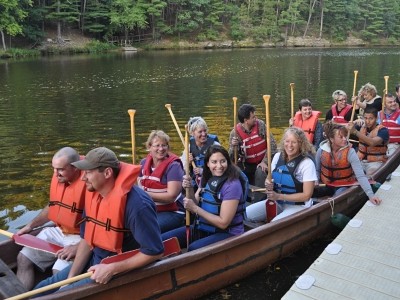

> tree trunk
[57,0,62,42]
[1,30,6,51]
[319,0,324,39]
[303,0,317,38]
[81,0,87,32]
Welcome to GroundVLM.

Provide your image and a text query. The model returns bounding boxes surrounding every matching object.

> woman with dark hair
[162,145,246,251]
[313,121,382,205]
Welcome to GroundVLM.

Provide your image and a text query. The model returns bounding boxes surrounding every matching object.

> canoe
[1,148,400,300]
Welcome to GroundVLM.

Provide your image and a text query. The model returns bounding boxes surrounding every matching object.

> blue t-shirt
[81,185,164,265]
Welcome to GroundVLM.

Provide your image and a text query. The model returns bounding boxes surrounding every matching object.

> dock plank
[283,165,400,299]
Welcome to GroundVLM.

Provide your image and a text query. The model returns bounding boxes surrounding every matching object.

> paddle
[164,103,197,169]
[348,70,359,139]
[128,109,136,164]
[263,95,275,223]
[290,83,295,119]
[184,125,191,248]
[6,237,181,300]
[383,75,389,111]
[0,229,63,255]
[233,96,238,164]
[165,103,185,145]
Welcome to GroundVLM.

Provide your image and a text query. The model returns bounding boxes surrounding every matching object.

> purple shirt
[219,178,244,235]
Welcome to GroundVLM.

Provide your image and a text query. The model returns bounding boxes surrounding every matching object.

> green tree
[0,0,31,50]
[46,0,80,41]
[109,0,148,41]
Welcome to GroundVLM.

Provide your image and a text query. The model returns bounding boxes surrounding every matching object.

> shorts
[361,160,383,176]
[20,227,81,272]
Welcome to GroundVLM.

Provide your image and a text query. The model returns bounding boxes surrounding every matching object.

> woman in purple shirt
[162,145,245,251]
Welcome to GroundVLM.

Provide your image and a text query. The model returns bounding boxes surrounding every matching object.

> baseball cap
[71,147,120,170]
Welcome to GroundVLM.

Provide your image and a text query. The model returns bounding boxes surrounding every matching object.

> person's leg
[52,232,82,273]
[245,200,267,222]
[157,212,185,233]
[272,205,307,222]
[364,161,383,176]
[188,232,233,251]
[33,264,72,296]
[161,226,186,249]
[17,227,62,289]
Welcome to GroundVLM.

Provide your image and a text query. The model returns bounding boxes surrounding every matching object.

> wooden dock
[283,167,400,300]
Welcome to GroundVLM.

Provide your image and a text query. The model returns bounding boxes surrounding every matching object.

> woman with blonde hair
[138,130,185,232]
[246,127,317,222]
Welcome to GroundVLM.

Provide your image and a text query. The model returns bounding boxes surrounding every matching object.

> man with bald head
[16,147,87,290]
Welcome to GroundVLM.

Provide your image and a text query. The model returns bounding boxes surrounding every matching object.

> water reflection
[1,47,399,234]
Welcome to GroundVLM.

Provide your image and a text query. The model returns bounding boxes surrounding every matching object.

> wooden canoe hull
[2,148,400,300]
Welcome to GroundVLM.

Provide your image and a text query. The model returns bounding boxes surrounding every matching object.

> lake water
[0,47,399,297]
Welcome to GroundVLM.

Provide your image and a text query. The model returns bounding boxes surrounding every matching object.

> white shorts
[361,160,383,176]
[20,227,81,272]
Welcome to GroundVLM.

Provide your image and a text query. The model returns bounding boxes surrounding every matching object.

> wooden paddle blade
[13,234,63,254]
[101,237,181,264]
[266,200,277,223]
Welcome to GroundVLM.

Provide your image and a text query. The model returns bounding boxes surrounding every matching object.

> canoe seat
[0,258,27,299]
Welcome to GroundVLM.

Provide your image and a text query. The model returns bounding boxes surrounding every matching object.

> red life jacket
[293,111,321,143]
[320,145,356,185]
[139,153,182,212]
[84,163,140,253]
[331,104,352,124]
[48,172,86,234]
[379,110,400,143]
[236,121,267,164]
[357,125,388,162]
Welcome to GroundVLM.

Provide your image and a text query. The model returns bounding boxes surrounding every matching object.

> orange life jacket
[379,110,400,143]
[236,121,267,164]
[48,172,86,234]
[139,153,182,213]
[331,104,352,125]
[293,111,321,143]
[84,163,141,253]
[357,125,388,162]
[320,145,356,185]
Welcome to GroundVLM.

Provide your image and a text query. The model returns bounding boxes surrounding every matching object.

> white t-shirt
[271,152,317,185]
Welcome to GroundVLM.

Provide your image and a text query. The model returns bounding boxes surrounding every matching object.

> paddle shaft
[290,83,295,119]
[233,97,238,164]
[184,125,191,248]
[128,109,136,164]
[6,272,93,300]
[165,104,185,145]
[165,104,196,169]
[348,70,359,139]
[0,228,13,238]
[263,95,272,182]
[383,75,389,111]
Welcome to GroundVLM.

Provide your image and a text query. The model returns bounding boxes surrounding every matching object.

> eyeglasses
[151,144,168,149]
[336,98,347,102]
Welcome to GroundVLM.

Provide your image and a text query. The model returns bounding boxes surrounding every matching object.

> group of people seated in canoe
[12,81,400,296]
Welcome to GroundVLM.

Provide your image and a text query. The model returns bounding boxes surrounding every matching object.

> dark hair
[298,99,312,110]
[201,145,240,186]
[385,92,394,98]
[364,106,378,117]
[323,121,348,146]
[396,83,400,93]
[238,104,255,123]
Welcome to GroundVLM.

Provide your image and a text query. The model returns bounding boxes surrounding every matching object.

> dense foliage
[1,0,400,49]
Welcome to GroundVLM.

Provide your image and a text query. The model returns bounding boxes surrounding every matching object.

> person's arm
[88,190,163,284]
[17,206,51,235]
[348,149,374,197]
[353,127,386,147]
[313,122,324,149]
[67,239,93,278]
[315,148,322,182]
[146,162,183,203]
